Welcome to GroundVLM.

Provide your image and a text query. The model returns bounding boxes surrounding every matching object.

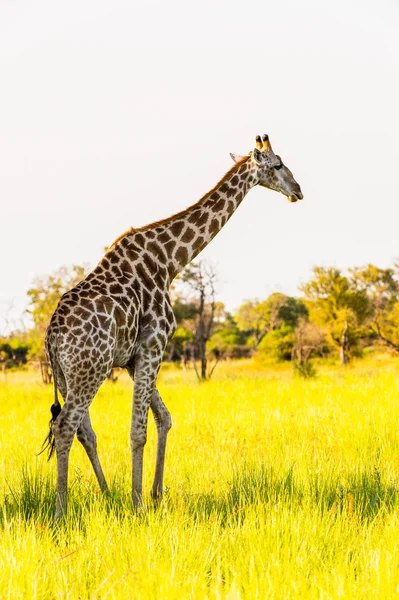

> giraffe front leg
[150,388,172,500]
[130,351,163,508]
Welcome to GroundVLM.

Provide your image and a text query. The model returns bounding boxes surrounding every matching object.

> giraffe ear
[230,153,247,164]
[252,148,263,164]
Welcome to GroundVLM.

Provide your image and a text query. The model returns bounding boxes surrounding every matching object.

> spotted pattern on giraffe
[44,134,303,518]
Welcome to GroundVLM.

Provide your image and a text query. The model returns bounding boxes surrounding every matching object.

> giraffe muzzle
[287,185,303,202]
[288,192,303,203]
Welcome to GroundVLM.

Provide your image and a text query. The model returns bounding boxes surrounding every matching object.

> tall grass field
[2,357,399,598]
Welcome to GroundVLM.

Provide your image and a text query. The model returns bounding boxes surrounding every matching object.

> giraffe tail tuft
[38,332,62,460]
[39,401,62,460]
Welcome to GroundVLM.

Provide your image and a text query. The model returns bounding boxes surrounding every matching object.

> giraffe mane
[136,155,250,232]
[108,227,136,249]
[106,155,250,248]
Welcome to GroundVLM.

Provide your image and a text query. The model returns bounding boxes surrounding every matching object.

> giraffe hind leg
[150,388,172,500]
[77,411,110,495]
[52,385,104,519]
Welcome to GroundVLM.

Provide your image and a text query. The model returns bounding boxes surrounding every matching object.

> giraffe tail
[39,333,62,461]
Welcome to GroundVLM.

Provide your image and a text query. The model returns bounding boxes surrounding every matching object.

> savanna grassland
[2,357,399,599]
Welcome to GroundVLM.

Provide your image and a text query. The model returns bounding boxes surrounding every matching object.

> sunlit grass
[1,357,399,598]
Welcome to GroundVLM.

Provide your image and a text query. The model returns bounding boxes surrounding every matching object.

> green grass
[2,357,399,598]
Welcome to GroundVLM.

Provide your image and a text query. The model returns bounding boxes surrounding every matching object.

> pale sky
[1,0,399,334]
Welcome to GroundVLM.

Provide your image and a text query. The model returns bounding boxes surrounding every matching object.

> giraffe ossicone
[43,134,303,518]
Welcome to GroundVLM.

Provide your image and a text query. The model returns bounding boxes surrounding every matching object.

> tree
[177,262,219,380]
[26,264,87,361]
[291,318,325,378]
[166,293,197,363]
[208,312,247,361]
[300,267,370,364]
[350,264,399,352]
[0,335,30,371]
[236,293,290,347]
[237,293,308,361]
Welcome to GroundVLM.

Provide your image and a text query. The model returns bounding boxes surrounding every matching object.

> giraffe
[43,134,303,518]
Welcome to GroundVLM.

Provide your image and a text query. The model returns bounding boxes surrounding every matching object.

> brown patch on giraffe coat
[97,297,115,315]
[111,265,124,279]
[128,241,143,253]
[158,231,171,244]
[181,227,195,243]
[126,248,139,262]
[127,281,142,301]
[120,260,133,275]
[165,303,174,322]
[226,200,235,215]
[214,198,226,212]
[96,314,109,328]
[135,263,153,290]
[67,315,81,328]
[109,253,120,265]
[169,221,185,237]
[153,266,168,288]
[192,236,205,251]
[164,239,176,255]
[110,283,123,295]
[114,305,126,327]
[141,313,156,328]
[153,288,163,307]
[142,288,152,309]
[134,233,145,246]
[195,211,208,227]
[75,306,91,320]
[208,218,219,236]
[91,314,100,328]
[175,246,188,266]
[73,327,85,337]
[143,252,157,273]
[147,241,167,262]
[187,210,201,224]
[219,183,229,195]
[83,322,93,334]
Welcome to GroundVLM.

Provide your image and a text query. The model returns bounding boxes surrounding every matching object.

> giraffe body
[44,134,303,518]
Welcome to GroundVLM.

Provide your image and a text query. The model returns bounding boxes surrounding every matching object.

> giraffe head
[232,134,303,203]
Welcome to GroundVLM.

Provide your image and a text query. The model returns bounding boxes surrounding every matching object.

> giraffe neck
[134,156,257,282]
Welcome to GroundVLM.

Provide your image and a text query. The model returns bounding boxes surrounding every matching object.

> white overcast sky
[1,0,399,333]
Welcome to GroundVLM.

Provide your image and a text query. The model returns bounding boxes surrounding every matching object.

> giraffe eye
[274,163,283,170]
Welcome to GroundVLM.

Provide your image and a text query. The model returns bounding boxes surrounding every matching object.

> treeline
[2,261,399,379]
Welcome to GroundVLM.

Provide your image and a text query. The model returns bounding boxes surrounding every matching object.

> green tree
[300,266,370,364]
[350,264,399,352]
[236,293,290,347]
[291,318,325,378]
[0,334,30,371]
[208,312,247,361]
[237,293,308,360]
